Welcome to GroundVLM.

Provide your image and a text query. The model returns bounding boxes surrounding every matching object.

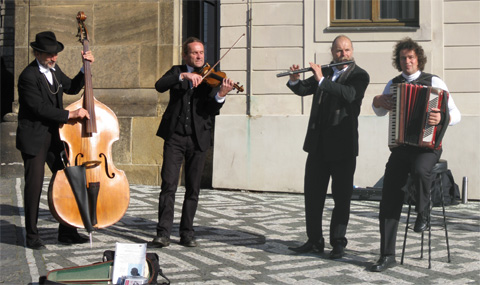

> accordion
[388,83,449,150]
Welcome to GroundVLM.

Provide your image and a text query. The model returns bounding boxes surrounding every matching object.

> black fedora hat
[30,31,64,54]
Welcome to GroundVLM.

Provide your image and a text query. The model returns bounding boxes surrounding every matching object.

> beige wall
[213,0,480,199]
[11,0,479,198]
[13,0,181,185]
[442,0,480,200]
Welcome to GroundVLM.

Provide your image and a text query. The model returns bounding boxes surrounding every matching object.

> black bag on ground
[103,250,170,285]
[403,169,460,207]
[431,169,460,206]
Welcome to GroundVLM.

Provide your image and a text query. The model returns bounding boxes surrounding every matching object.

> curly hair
[392,37,427,72]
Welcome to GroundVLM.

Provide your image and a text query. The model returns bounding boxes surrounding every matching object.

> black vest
[175,90,193,136]
[392,72,434,85]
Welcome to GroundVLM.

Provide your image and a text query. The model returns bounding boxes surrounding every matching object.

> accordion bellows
[388,83,449,150]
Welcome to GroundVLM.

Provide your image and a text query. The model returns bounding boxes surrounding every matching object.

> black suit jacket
[155,65,224,152]
[288,64,370,161]
[16,60,85,156]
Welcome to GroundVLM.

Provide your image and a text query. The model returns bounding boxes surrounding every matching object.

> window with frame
[183,0,219,66]
[330,0,419,27]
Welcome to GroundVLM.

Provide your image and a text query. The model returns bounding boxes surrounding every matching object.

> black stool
[401,159,451,269]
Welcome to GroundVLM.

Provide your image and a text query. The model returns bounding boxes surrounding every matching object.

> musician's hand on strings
[69,108,90,120]
[81,50,94,63]
[218,78,234,97]
[289,65,301,82]
[373,94,394,110]
[181,72,203,88]
[309,62,324,82]
[428,108,442,126]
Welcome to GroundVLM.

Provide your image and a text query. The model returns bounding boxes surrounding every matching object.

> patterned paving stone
[1,178,479,284]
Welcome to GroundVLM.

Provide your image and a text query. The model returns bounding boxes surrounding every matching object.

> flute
[276,61,354,77]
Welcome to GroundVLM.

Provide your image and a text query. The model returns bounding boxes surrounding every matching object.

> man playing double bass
[16,31,94,250]
[152,37,234,248]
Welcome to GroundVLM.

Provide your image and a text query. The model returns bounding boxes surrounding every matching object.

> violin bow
[200,33,245,81]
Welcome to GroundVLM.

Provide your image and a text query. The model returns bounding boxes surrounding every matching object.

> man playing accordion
[370,37,461,272]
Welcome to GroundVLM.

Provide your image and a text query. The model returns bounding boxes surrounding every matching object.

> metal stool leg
[403,160,452,269]
[442,202,451,263]
[428,209,432,269]
[427,176,434,269]
[401,200,413,265]
[420,231,424,259]
[420,189,428,260]
[439,173,452,263]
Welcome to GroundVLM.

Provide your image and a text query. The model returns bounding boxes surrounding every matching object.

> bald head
[332,35,353,50]
[331,35,354,67]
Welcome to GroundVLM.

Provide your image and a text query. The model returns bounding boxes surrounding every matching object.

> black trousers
[22,129,77,241]
[156,133,207,239]
[304,152,357,247]
[378,145,441,255]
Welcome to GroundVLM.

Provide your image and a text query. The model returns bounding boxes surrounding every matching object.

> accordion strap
[433,91,450,149]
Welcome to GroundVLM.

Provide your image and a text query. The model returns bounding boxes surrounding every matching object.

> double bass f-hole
[99,153,115,179]
[73,152,112,177]
[73,152,99,169]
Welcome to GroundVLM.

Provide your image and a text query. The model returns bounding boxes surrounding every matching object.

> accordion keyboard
[423,91,439,142]
[388,85,399,148]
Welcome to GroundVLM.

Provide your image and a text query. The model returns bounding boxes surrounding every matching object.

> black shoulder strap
[146,253,170,285]
[433,91,450,149]
[392,74,405,84]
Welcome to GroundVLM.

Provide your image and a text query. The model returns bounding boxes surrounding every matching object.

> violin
[192,33,245,93]
[195,63,244,93]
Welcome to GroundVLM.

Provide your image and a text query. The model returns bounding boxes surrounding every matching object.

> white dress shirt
[37,60,55,84]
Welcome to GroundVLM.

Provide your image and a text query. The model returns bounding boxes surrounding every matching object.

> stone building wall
[3,0,181,186]
[1,0,15,119]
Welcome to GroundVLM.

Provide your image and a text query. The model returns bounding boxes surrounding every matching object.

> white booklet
[111,242,147,284]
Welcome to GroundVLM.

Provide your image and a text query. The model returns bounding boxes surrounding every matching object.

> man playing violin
[16,31,94,250]
[286,35,370,259]
[152,37,234,248]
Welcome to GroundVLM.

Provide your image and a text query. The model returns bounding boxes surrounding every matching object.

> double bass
[48,12,129,233]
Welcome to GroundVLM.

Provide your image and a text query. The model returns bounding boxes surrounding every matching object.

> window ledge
[325,26,419,32]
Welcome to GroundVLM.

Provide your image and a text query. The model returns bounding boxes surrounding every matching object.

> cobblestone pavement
[1,177,479,284]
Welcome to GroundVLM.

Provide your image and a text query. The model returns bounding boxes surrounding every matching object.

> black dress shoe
[370,255,397,272]
[180,236,198,247]
[58,232,89,244]
[414,211,428,232]
[288,240,324,253]
[152,236,170,248]
[329,244,345,259]
[26,238,46,250]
